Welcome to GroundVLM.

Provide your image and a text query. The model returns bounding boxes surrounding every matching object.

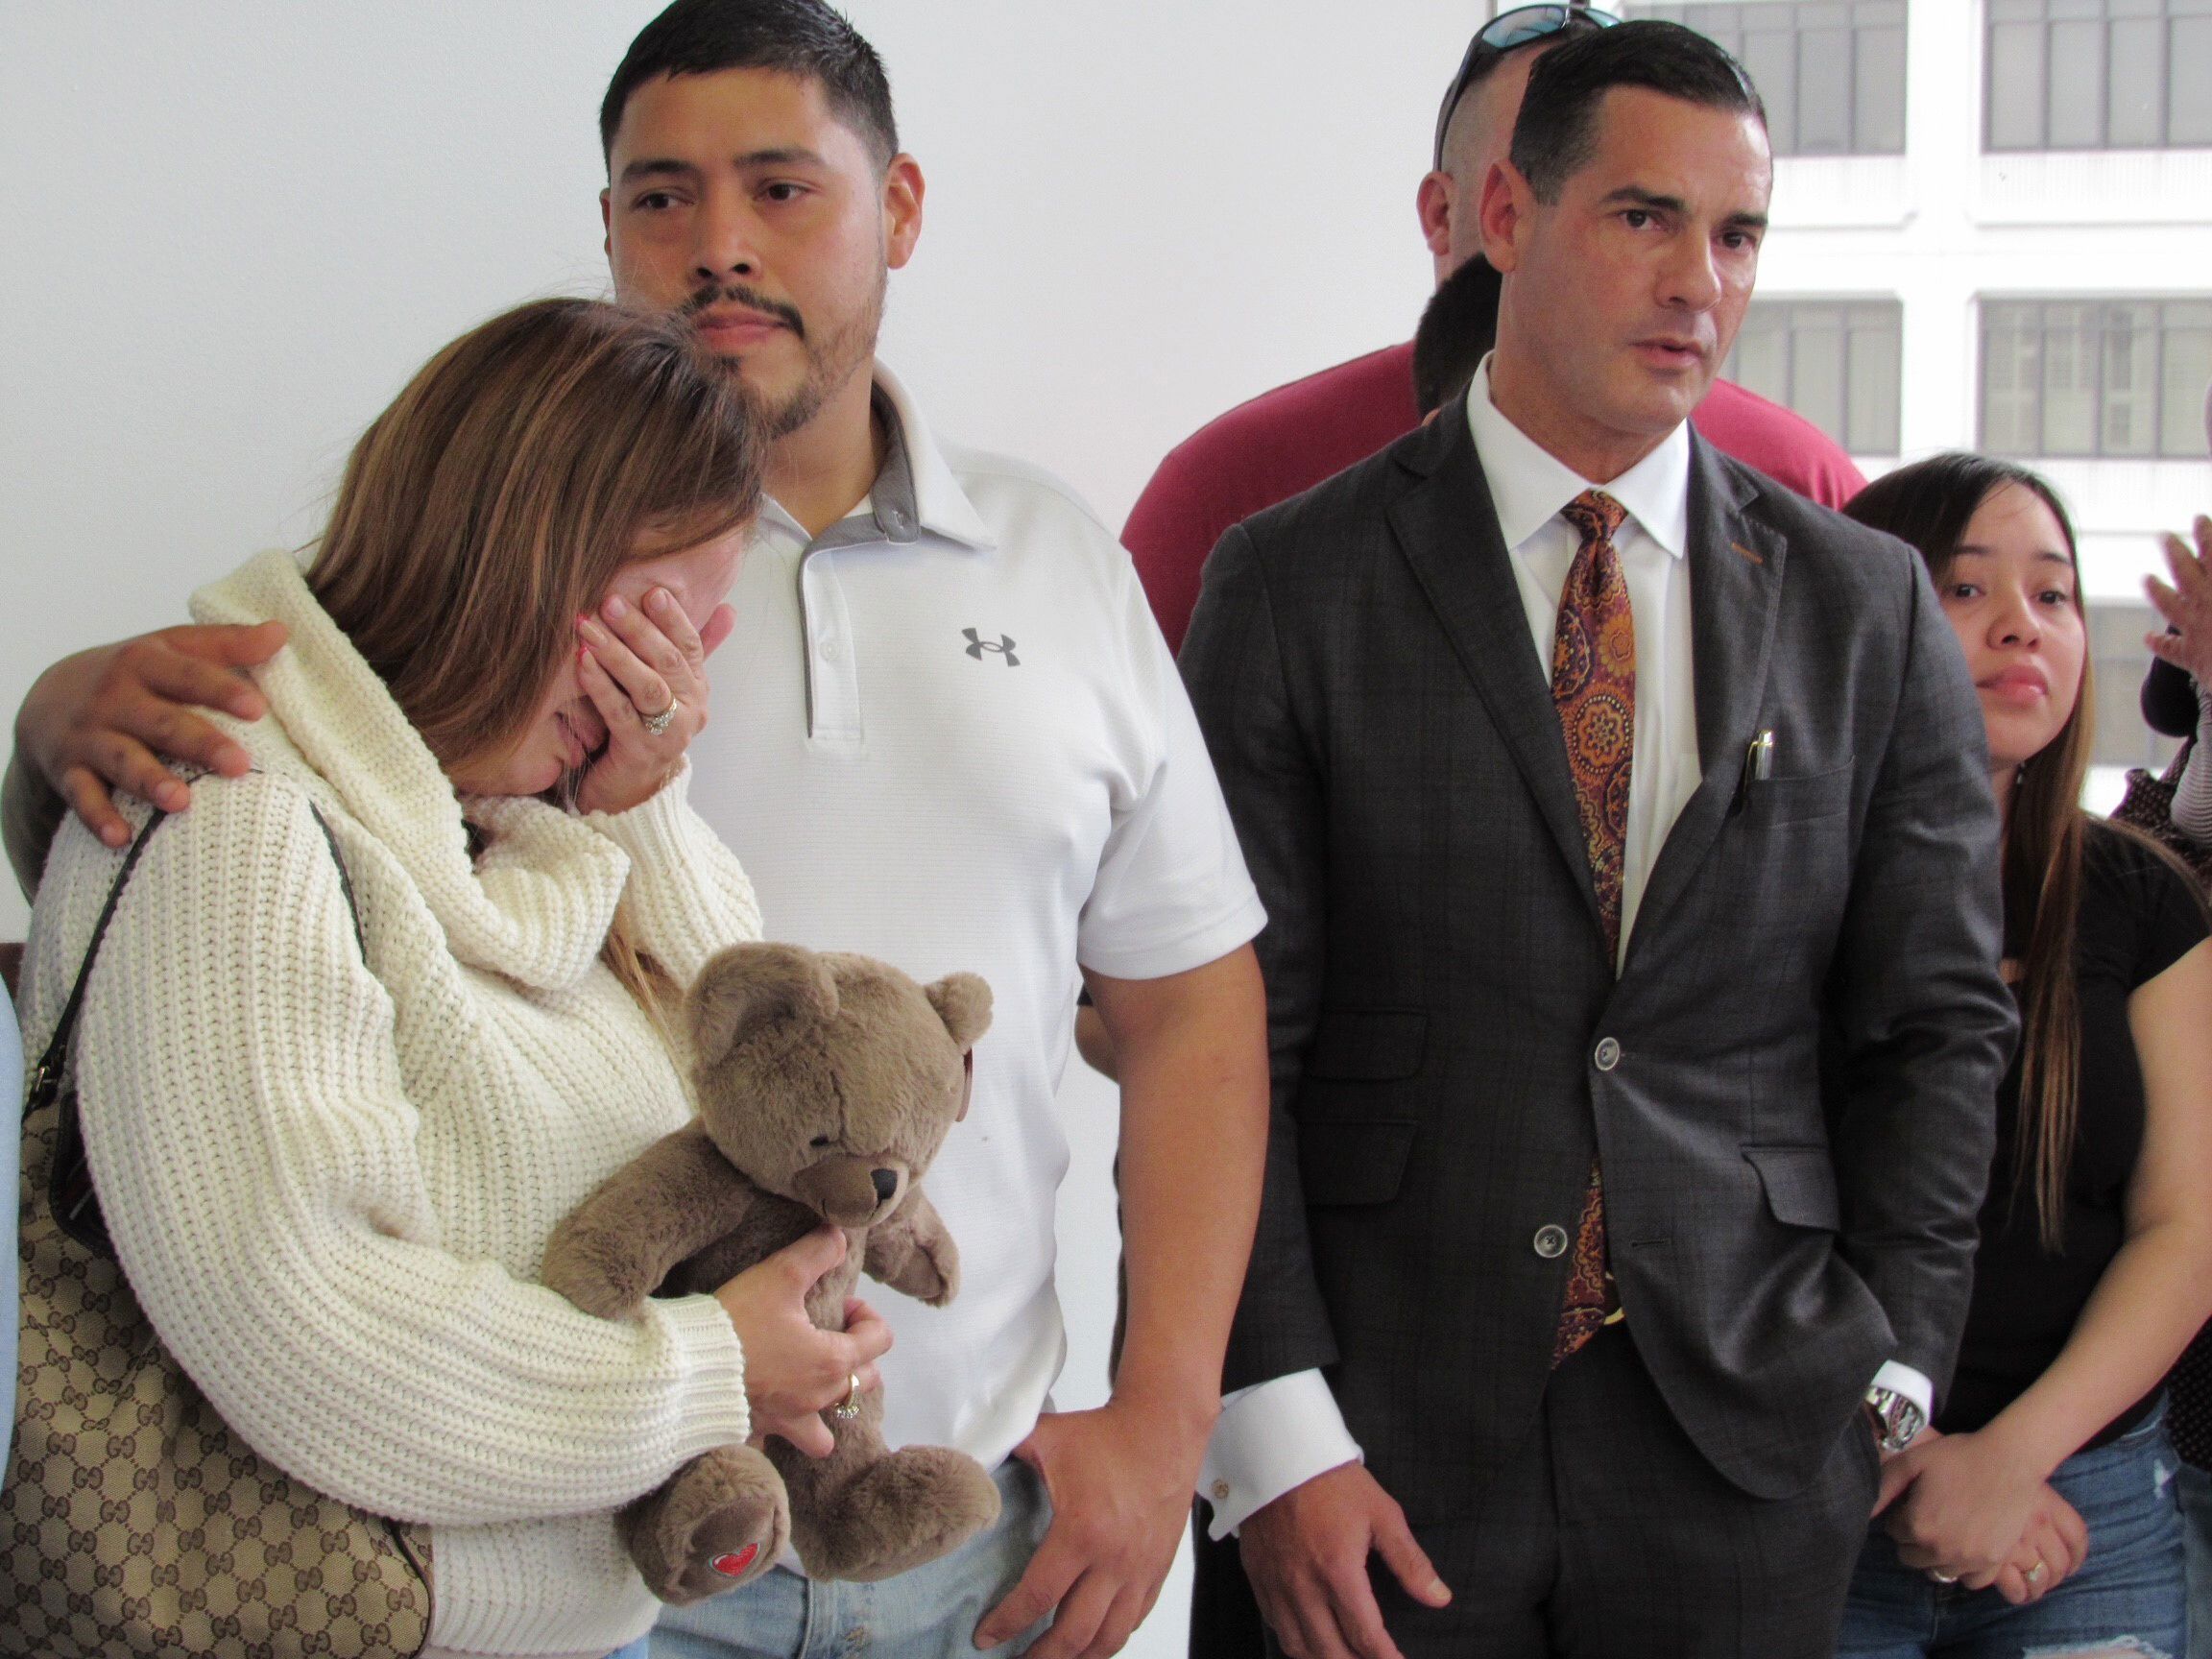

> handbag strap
[27,794,366,1113]
[26,809,170,1113]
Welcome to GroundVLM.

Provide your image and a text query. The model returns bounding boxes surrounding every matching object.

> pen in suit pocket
[1734,729,1776,811]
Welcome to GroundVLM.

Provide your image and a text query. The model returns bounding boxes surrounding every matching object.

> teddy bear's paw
[792,1445,1002,1582]
[540,1233,651,1320]
[620,1444,791,1605]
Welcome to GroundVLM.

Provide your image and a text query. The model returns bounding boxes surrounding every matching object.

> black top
[1940,821,2208,1447]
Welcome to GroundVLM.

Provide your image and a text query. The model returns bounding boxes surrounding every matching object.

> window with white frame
[1723,299,1904,453]
[1986,0,2212,152]
[1636,1,1908,156]
[1982,299,2212,457]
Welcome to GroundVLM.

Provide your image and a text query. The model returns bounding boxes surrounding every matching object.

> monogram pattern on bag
[5,1103,433,1658]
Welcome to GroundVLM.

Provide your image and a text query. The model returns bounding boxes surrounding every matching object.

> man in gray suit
[1179,22,2017,1659]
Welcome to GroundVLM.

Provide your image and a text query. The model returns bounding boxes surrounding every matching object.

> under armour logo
[963,628,1020,666]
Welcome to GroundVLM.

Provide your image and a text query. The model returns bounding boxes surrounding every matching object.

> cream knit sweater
[20,550,761,1655]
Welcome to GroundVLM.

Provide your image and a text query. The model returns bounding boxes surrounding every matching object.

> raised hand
[572,585,731,815]
[2146,514,2212,687]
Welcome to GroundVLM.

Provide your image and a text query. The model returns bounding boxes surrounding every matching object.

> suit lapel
[1627,437,1787,967]
[1386,401,1605,940]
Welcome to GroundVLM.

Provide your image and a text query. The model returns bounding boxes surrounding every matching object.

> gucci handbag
[4,807,434,1657]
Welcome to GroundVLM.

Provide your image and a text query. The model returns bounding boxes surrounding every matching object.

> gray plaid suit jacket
[1179,401,2017,1521]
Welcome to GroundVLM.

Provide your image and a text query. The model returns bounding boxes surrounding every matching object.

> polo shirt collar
[1464,355,1691,560]
[754,363,998,554]
[870,365,995,550]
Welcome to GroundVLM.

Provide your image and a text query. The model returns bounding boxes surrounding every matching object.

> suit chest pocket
[1741,763,1853,827]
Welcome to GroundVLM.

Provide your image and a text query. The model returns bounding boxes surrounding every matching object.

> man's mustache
[680,283,806,339]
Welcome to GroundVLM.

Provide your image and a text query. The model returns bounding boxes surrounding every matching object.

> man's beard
[682,273,885,439]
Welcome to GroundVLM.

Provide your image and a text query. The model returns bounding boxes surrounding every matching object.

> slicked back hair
[1508,19,1765,204]
[600,0,898,172]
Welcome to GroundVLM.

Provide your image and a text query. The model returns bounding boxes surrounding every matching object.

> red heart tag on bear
[712,1544,759,1577]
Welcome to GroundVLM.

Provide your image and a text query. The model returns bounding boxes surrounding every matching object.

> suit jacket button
[1534,1224,1570,1259]
[1594,1036,1622,1071]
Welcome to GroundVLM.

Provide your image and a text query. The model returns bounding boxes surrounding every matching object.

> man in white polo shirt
[0,4,1270,1657]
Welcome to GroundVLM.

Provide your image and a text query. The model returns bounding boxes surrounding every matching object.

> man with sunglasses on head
[1122,4,1863,660]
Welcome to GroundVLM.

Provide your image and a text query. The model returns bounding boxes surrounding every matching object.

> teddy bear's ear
[690,942,841,1069]
[924,972,993,1051]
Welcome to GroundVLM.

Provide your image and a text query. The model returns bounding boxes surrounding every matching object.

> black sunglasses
[1433,4,1623,170]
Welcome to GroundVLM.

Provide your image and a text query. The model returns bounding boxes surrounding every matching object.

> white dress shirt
[1196,358,1927,1535]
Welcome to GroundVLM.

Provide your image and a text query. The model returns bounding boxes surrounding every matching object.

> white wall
[0,2,1467,938]
[0,7,1479,1652]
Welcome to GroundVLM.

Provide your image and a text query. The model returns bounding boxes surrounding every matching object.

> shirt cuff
[1196,1370,1364,1538]
[1872,1359,1934,1432]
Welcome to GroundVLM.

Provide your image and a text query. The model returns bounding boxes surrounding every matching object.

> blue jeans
[650,1458,1052,1659]
[1839,1404,2187,1658]
[2177,1459,2212,1659]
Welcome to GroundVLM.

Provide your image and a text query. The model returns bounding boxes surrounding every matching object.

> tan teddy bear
[541,941,1002,1604]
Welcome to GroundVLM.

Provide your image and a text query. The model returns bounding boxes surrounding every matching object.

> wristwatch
[1863,1384,1926,1454]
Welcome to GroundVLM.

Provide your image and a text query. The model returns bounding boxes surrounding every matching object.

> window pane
[2047,20,2105,147]
[1856,23,1909,153]
[1797,27,1856,153]
[2107,19,2164,146]
[2101,302,2158,455]
[1983,303,2042,454]
[1846,305,1903,453]
[2161,306,2212,458]
[1740,25,1798,153]
[1988,22,2047,149]
[2041,303,2100,455]
[2173,19,2212,146]
[1791,307,1850,445]
[1729,308,1792,409]
[2092,605,2168,770]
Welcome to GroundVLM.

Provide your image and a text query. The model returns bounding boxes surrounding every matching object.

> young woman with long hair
[1836,452,2212,1658]
[12,298,890,1659]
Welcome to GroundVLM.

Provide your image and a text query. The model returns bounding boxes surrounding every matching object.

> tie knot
[1562,490,1627,548]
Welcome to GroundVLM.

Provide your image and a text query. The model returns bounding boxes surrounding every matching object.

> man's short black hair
[600,0,898,171]
[1508,19,1765,204]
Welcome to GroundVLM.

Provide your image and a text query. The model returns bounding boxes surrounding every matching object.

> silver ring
[640,698,679,736]
[1927,1569,1959,1585]
[2024,1559,2047,1585]
[830,1372,861,1422]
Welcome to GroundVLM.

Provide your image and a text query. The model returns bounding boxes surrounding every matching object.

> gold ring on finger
[640,697,679,736]
[830,1372,861,1421]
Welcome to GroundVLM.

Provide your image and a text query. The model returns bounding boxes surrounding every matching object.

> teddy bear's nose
[871,1168,899,1204]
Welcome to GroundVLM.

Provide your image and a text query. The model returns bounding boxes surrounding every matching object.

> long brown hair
[309,297,762,775]
[1845,453,2090,1250]
[308,298,763,1017]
